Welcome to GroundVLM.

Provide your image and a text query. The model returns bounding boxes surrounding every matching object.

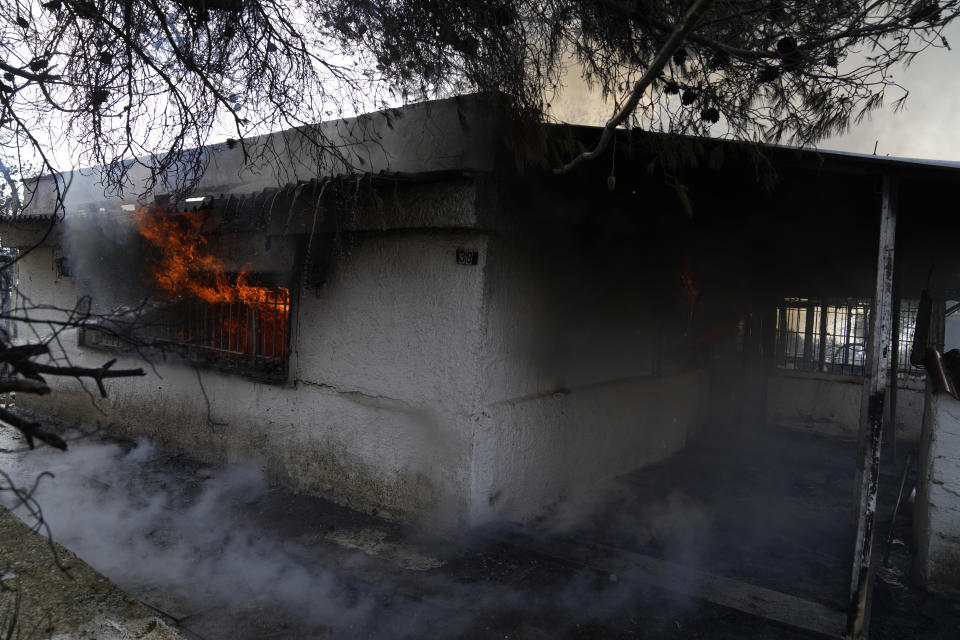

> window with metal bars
[775,298,923,378]
[81,279,291,381]
[896,300,926,378]
[154,289,291,375]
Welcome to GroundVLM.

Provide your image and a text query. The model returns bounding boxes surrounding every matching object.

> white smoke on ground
[0,432,730,639]
[543,477,715,564]
[527,476,717,620]
[0,436,374,637]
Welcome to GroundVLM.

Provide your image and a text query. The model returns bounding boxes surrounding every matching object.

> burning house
[3,94,960,622]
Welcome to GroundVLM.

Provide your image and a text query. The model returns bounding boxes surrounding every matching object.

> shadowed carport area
[496,425,960,640]
[535,427,860,608]
[512,136,960,636]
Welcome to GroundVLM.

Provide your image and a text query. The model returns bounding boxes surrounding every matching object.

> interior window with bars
[775,298,922,378]
[897,300,925,378]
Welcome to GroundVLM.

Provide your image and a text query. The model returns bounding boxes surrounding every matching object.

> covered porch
[508,130,960,637]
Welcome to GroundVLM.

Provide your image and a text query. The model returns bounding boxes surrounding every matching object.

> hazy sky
[24,22,960,180]
[550,21,960,162]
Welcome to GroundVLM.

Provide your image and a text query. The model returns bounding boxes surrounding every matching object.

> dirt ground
[1,421,959,639]
[0,506,182,639]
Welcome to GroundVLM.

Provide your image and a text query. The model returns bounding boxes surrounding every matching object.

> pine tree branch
[556,0,718,174]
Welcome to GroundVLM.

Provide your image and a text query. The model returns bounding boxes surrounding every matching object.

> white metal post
[847,174,897,639]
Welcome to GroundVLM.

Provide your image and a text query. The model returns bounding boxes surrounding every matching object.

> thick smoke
[1,436,374,637]
[0,432,717,639]
[543,477,714,565]
[60,205,146,313]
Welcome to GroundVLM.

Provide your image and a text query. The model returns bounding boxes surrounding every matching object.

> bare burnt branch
[0,407,67,451]
[0,344,51,362]
[0,469,73,575]
[19,360,146,399]
[0,344,146,398]
[0,379,51,395]
[557,0,717,174]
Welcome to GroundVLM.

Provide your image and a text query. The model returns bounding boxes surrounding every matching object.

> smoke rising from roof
[548,21,960,161]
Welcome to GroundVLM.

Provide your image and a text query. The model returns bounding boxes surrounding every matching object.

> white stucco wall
[9,215,703,530]
[914,385,960,598]
[767,371,924,441]
[9,246,78,330]
[6,96,504,528]
[14,230,490,529]
[471,371,704,522]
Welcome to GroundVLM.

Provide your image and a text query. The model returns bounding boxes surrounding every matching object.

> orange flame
[136,206,288,305]
[136,206,290,360]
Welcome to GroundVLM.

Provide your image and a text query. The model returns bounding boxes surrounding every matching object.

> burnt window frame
[53,245,72,279]
[149,273,293,381]
[80,270,295,384]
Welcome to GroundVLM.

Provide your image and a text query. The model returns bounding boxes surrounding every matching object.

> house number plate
[456,249,479,266]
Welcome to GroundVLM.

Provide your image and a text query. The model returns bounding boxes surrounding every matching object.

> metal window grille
[896,299,925,378]
[775,297,920,378]
[822,299,871,376]
[153,288,291,375]
[82,284,291,380]
[775,298,821,371]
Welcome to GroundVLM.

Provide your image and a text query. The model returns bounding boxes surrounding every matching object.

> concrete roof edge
[542,121,960,177]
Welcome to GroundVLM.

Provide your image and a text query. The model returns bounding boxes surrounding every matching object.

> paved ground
[1,422,958,639]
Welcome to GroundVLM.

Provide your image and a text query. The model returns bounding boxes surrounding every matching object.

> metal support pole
[889,290,900,465]
[818,300,829,372]
[802,299,816,368]
[847,174,897,639]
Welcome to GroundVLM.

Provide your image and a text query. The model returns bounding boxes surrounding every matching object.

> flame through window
[133,206,291,376]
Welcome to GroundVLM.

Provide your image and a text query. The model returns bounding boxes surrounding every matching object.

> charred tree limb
[0,59,59,83]
[0,379,51,395]
[0,406,66,450]
[0,344,52,382]
[30,360,145,398]
[0,341,144,396]
[0,344,50,362]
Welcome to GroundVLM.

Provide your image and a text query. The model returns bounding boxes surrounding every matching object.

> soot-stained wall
[467,165,711,523]
[13,96,960,530]
[8,96,501,528]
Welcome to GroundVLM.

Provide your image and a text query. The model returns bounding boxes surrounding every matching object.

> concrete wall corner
[913,382,960,599]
